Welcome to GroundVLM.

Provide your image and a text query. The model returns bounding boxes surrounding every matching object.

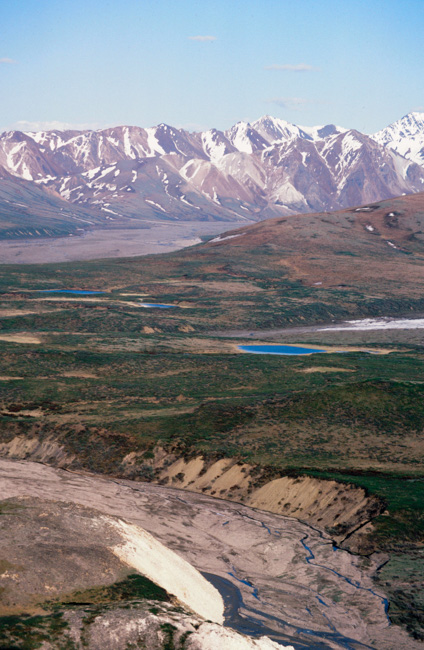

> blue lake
[38,289,106,295]
[238,344,326,355]
[139,303,178,309]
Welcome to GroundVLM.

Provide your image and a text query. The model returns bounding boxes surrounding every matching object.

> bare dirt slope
[0,457,420,650]
[0,495,289,650]
[0,438,384,544]
[138,449,383,544]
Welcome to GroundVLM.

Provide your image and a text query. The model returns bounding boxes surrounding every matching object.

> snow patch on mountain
[372,112,424,167]
[226,122,268,154]
[210,233,243,243]
[201,129,233,162]
[146,127,166,156]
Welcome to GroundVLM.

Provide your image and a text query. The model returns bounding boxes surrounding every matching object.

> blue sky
[1,0,423,133]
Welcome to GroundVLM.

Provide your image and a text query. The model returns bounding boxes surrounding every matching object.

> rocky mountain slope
[0,166,106,238]
[1,113,424,236]
[372,111,424,167]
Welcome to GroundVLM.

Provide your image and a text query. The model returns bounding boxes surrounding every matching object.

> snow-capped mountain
[372,112,424,167]
[1,112,424,236]
[251,115,346,144]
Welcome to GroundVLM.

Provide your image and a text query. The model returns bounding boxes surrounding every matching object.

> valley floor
[0,221,237,264]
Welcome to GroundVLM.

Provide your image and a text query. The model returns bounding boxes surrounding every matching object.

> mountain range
[1,112,424,238]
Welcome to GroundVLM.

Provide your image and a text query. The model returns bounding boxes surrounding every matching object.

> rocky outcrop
[62,607,289,650]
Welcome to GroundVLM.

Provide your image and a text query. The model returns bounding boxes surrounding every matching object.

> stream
[300,536,390,625]
[202,509,389,649]
[203,571,374,650]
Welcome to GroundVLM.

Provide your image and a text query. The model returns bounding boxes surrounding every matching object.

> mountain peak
[252,116,346,144]
[251,115,301,144]
[394,112,424,131]
[253,115,291,128]
[408,111,424,120]
[374,112,424,135]
[372,112,424,167]
[226,121,268,153]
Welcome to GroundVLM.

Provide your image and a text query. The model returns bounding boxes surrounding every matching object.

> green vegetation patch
[47,573,171,609]
[376,550,424,640]
[0,612,70,650]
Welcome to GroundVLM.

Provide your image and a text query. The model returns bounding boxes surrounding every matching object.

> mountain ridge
[372,111,424,167]
[1,112,424,236]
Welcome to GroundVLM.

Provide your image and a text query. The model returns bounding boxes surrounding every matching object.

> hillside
[0,166,106,238]
[197,191,424,296]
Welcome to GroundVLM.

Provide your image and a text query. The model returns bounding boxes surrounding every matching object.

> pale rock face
[66,606,295,650]
[107,517,224,624]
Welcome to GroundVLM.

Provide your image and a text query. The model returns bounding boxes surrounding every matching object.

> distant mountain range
[1,112,424,237]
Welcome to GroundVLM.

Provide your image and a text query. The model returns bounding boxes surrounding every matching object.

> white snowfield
[318,317,424,331]
[107,517,224,624]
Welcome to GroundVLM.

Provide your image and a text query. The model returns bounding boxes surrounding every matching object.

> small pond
[238,344,326,355]
[38,289,106,295]
[138,303,178,309]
